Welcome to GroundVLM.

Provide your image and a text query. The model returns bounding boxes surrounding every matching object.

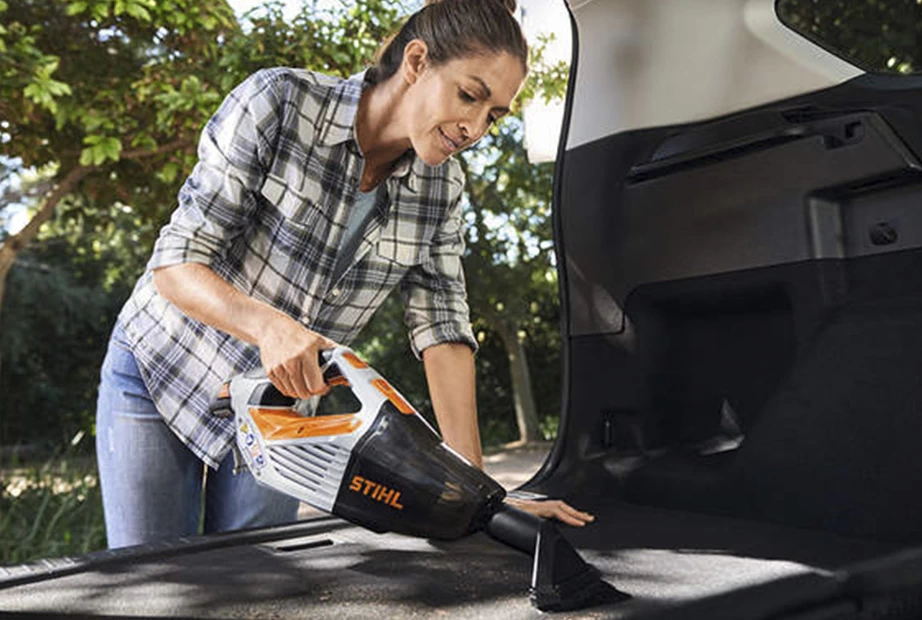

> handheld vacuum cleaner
[210,347,626,611]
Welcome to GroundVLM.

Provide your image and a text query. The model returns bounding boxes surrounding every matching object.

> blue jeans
[95,325,299,549]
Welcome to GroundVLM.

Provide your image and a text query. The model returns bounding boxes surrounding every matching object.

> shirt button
[331,288,342,297]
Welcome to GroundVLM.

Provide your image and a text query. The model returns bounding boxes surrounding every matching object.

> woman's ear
[401,39,429,86]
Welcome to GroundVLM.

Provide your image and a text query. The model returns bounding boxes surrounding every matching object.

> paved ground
[298,441,552,518]
[482,441,553,489]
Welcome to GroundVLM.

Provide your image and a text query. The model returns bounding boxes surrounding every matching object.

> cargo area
[0,499,915,620]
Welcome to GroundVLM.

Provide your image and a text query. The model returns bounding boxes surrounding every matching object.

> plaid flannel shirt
[116,67,477,468]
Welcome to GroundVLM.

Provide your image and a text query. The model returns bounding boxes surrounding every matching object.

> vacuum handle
[318,349,341,383]
[254,349,346,399]
[210,349,343,417]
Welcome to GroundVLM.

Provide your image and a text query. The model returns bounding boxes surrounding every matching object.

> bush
[0,446,106,565]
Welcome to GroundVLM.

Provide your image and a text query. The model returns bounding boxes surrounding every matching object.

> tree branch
[60,138,193,161]
[0,178,56,211]
[0,165,89,256]
[0,164,91,328]
[121,138,191,160]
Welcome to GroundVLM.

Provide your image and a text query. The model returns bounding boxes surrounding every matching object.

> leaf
[129,134,157,150]
[80,136,122,166]
[91,2,108,21]
[54,107,71,132]
[23,83,55,114]
[66,1,87,16]
[157,161,179,184]
[101,137,122,161]
[125,2,151,21]
[79,147,95,167]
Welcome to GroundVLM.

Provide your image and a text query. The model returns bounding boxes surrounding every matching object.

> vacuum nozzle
[483,505,630,612]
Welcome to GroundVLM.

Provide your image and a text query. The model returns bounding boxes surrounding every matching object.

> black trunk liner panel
[0,503,900,619]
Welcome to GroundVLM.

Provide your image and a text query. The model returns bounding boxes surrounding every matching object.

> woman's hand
[505,497,596,527]
[257,313,338,399]
[151,263,338,399]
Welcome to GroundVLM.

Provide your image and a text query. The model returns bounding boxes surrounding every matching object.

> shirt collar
[316,69,367,148]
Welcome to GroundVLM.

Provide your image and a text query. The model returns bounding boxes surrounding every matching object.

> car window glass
[777,0,922,74]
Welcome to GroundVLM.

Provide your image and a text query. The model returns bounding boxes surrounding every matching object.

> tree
[0,0,239,416]
[0,0,407,315]
[459,121,556,444]
[0,0,406,444]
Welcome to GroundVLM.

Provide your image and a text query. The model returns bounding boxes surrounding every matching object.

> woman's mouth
[438,128,460,153]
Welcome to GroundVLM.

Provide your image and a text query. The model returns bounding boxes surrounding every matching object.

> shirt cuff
[147,235,219,271]
[409,320,479,360]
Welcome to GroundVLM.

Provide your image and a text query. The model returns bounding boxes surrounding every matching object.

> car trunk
[4,1,922,618]
[0,504,917,618]
[529,0,922,615]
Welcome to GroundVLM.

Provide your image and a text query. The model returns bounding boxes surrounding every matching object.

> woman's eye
[459,89,476,103]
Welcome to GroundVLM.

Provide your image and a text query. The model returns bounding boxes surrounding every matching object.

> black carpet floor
[0,501,903,620]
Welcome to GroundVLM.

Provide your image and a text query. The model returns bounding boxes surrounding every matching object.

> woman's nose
[459,113,490,143]
[457,123,471,143]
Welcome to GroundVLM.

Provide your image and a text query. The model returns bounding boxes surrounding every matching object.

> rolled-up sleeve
[148,68,284,270]
[400,166,478,359]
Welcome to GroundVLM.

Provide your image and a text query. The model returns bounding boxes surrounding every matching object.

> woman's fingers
[546,500,594,526]
[261,326,341,399]
[283,356,309,398]
[267,366,296,398]
[303,335,339,396]
[505,498,596,527]
[559,501,595,523]
[303,353,329,397]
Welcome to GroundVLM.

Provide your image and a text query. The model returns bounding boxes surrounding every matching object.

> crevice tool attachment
[483,505,629,612]
[530,518,630,611]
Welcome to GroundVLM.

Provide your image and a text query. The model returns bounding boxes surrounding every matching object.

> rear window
[777,0,922,75]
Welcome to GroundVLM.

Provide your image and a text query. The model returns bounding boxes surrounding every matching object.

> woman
[96,0,593,549]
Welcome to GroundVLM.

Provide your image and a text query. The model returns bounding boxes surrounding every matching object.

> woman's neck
[355,76,413,191]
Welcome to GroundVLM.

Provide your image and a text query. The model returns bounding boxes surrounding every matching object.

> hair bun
[425,0,517,14]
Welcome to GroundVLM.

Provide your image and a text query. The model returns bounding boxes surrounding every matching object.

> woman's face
[405,49,526,166]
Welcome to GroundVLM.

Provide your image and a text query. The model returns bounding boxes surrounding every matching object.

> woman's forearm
[152,263,283,345]
[152,263,336,397]
[422,342,482,468]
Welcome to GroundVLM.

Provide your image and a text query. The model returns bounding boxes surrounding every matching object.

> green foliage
[0,250,124,448]
[0,176,154,447]
[518,33,570,105]
[21,57,72,114]
[777,0,922,74]
[217,0,405,91]
[453,107,562,443]
[79,135,122,167]
[1,453,105,565]
[538,415,559,442]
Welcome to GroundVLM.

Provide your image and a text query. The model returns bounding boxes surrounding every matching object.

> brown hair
[373,0,528,83]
